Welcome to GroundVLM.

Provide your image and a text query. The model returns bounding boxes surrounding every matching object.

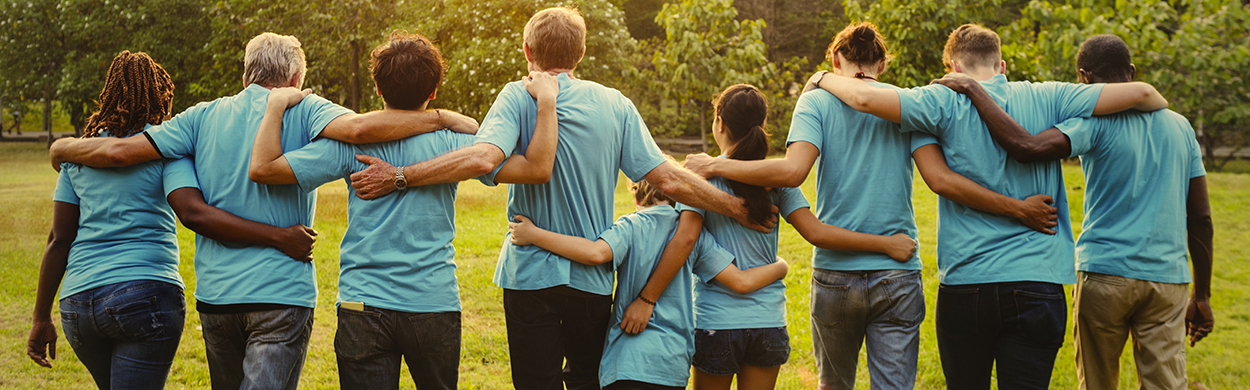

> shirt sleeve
[52,165,78,205]
[443,132,499,186]
[898,85,957,137]
[675,203,706,218]
[909,132,939,153]
[691,228,735,283]
[1055,116,1096,158]
[161,158,201,196]
[292,95,353,141]
[1182,119,1208,179]
[597,214,637,272]
[475,83,527,161]
[1041,81,1104,122]
[285,139,353,193]
[618,96,667,181]
[785,91,826,152]
[143,103,204,158]
[774,187,811,220]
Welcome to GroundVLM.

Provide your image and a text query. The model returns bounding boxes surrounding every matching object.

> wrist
[637,294,656,306]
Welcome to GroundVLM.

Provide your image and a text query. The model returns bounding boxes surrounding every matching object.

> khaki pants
[1073,271,1188,390]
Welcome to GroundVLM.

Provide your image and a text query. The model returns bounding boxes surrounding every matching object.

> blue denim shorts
[692,327,790,375]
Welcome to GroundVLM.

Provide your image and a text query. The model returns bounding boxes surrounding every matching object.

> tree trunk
[348,40,362,112]
[0,94,5,139]
[699,100,708,152]
[44,89,53,148]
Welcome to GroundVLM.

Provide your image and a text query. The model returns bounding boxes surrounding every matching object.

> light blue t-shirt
[898,75,1104,285]
[680,177,809,329]
[478,73,668,296]
[787,84,935,271]
[1057,109,1206,284]
[144,84,353,307]
[596,205,735,387]
[283,131,486,313]
[53,131,197,299]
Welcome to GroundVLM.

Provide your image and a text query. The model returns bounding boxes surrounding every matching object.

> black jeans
[504,286,613,390]
[935,281,1067,390]
[334,307,460,390]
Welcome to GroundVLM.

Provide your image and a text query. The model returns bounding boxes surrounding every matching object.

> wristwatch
[394,166,408,189]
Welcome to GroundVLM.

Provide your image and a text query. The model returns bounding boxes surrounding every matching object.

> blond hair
[630,179,672,208]
[523,7,586,71]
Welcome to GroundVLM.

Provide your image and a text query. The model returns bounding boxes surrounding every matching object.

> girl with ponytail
[681,83,919,390]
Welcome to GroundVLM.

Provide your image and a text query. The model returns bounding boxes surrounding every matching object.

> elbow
[850,94,876,113]
[780,166,807,188]
[725,279,753,295]
[923,175,952,197]
[588,250,613,266]
[248,166,280,185]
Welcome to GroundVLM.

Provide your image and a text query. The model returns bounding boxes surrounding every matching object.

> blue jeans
[59,280,186,390]
[200,307,314,390]
[335,307,460,390]
[810,269,925,390]
[935,282,1067,390]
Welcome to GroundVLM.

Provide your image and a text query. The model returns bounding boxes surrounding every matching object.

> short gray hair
[244,33,306,88]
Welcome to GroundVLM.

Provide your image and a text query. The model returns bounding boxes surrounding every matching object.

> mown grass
[1,142,1247,389]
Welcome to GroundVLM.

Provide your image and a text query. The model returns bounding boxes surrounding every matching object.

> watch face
[396,178,408,189]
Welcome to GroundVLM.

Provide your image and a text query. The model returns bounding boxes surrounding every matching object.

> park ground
[1,142,1248,389]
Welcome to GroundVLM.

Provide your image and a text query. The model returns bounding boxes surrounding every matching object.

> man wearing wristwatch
[247,33,561,389]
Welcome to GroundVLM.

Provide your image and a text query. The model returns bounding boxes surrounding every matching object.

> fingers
[355,154,385,165]
[301,88,313,98]
[49,336,55,361]
[514,215,531,224]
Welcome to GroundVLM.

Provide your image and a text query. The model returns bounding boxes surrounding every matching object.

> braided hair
[82,51,175,138]
[713,84,774,226]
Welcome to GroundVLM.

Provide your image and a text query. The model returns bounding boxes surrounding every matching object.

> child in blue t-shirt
[508,179,787,390]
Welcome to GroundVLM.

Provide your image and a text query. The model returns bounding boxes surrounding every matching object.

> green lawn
[1,142,1247,389]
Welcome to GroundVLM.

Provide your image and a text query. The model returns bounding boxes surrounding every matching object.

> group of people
[25,5,1213,390]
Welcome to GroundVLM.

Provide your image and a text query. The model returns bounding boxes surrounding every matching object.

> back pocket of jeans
[1013,289,1066,347]
[105,297,166,341]
[810,273,852,327]
[935,285,978,341]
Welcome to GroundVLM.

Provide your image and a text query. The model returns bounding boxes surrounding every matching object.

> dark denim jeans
[59,280,186,390]
[335,307,460,390]
[503,286,613,390]
[692,327,791,375]
[935,281,1067,390]
[199,306,314,390]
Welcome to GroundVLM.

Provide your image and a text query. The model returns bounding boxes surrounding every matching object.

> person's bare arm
[49,136,162,172]
[913,144,1059,234]
[167,188,317,262]
[643,161,774,233]
[350,143,504,199]
[813,72,902,123]
[248,88,311,185]
[786,207,917,262]
[28,201,78,368]
[1092,82,1168,115]
[618,210,702,334]
[931,74,1072,163]
[713,258,789,294]
[683,142,819,188]
[494,72,559,184]
[1186,175,1214,346]
[319,107,478,144]
[508,215,612,265]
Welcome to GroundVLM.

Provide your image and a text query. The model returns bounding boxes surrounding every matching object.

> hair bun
[853,26,875,41]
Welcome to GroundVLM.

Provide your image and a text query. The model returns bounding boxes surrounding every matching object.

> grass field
[1,142,1248,389]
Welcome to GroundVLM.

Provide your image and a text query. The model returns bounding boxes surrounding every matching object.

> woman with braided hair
[26,51,318,389]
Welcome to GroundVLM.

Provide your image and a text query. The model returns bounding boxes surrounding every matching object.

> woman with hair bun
[681,83,920,390]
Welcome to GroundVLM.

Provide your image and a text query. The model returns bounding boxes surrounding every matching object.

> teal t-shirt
[53,131,197,299]
[283,131,486,313]
[680,176,809,329]
[1057,109,1206,284]
[477,73,668,296]
[787,85,934,271]
[144,84,353,307]
[596,205,735,388]
[897,75,1104,285]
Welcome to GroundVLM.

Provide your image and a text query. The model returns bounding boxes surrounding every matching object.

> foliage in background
[1002,0,1250,170]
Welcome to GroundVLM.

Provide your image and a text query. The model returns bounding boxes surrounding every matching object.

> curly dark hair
[82,51,175,138]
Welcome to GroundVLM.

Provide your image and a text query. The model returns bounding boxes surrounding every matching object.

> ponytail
[713,84,773,226]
